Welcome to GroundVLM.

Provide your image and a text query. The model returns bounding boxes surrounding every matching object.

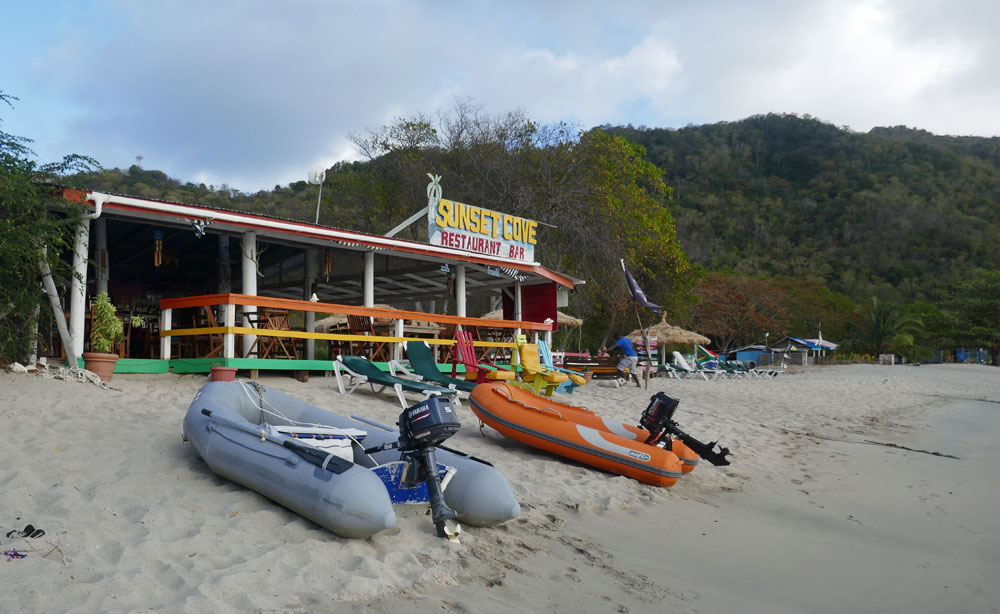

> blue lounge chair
[537,340,588,394]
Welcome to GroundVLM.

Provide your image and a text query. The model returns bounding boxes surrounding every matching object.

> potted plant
[83,292,141,382]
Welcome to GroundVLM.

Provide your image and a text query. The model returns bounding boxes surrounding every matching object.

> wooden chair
[346,314,389,362]
[438,323,457,363]
[201,306,225,358]
[513,334,568,396]
[192,306,225,358]
[450,329,515,384]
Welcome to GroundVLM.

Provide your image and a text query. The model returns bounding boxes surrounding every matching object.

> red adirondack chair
[451,329,515,384]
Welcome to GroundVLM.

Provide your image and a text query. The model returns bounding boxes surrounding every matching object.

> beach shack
[45,181,578,377]
[729,344,769,368]
[767,337,821,366]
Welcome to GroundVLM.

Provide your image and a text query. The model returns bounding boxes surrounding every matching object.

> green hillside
[51,113,1000,359]
[607,115,1000,304]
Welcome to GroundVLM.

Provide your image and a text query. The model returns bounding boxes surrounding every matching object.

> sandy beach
[2,363,997,613]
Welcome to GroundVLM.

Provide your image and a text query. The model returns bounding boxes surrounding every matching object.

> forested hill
[66,114,1000,308]
[606,115,1000,303]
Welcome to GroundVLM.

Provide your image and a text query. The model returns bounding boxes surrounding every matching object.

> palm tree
[842,297,923,357]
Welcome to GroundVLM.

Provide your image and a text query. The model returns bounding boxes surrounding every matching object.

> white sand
[2,364,997,613]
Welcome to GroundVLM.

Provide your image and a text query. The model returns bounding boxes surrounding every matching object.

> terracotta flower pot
[210,366,238,382]
[82,352,119,382]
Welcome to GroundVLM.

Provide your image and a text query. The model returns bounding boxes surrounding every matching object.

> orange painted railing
[158,293,551,362]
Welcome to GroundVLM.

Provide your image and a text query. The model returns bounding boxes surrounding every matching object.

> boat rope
[492,384,562,419]
[235,380,377,464]
[33,363,118,391]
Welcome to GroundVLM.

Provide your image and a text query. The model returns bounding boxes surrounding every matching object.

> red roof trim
[62,188,574,288]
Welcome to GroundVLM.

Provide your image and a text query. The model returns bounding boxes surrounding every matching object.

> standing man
[614,334,641,388]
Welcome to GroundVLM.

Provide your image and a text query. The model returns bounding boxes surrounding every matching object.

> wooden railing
[158,293,552,362]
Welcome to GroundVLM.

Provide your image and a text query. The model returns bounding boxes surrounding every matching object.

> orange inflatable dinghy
[469,382,685,486]
[532,397,701,473]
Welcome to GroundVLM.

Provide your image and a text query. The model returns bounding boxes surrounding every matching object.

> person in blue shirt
[614,334,641,387]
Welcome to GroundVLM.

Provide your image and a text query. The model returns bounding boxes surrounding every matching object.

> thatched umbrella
[314,314,347,333]
[315,304,395,333]
[629,314,710,346]
[481,309,583,327]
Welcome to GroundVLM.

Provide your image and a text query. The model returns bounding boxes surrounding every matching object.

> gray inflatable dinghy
[183,381,520,538]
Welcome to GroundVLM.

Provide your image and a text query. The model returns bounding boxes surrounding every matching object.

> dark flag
[622,260,663,313]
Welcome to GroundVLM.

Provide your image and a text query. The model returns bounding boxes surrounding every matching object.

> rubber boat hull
[542,400,700,473]
[469,382,684,487]
[183,381,520,538]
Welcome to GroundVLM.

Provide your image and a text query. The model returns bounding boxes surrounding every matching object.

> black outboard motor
[639,392,732,466]
[367,395,461,537]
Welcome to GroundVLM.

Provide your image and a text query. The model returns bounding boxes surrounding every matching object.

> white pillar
[160,308,172,360]
[241,232,257,357]
[455,264,466,318]
[363,251,374,307]
[30,302,40,365]
[69,220,90,359]
[394,318,404,361]
[94,217,108,295]
[304,248,317,360]
[513,282,523,364]
[222,303,235,358]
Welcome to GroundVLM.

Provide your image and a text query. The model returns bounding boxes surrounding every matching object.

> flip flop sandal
[15,524,44,538]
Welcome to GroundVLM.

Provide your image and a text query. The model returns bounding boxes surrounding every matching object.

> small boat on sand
[183,381,520,538]
[537,399,702,473]
[468,383,730,486]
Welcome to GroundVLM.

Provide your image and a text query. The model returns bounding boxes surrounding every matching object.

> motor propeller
[638,392,732,466]
[365,396,462,537]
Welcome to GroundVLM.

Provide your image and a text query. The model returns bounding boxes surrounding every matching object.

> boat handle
[493,385,562,418]
[530,406,562,419]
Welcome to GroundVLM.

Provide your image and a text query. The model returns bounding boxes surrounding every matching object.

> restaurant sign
[427,198,538,262]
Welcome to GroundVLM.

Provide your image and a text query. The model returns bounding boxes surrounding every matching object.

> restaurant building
[52,182,578,376]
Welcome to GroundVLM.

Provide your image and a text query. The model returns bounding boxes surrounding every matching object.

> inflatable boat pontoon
[183,381,520,538]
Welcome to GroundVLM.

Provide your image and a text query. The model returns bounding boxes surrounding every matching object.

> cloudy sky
[4,0,997,192]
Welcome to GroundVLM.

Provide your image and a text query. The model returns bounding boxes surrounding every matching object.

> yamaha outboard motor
[367,396,461,536]
[639,392,732,466]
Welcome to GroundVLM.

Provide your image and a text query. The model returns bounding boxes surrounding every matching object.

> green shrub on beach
[0,90,97,363]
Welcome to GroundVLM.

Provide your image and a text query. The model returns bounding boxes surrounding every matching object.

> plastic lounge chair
[389,340,477,393]
[537,340,587,394]
[731,360,759,378]
[450,329,515,384]
[656,362,685,379]
[692,360,724,380]
[710,361,739,379]
[672,351,710,380]
[514,335,569,396]
[334,354,460,409]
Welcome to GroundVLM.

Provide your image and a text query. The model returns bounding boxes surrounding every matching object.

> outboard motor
[366,396,461,536]
[639,392,732,466]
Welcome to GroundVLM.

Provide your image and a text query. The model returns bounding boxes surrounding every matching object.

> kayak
[469,382,685,486]
[182,381,520,538]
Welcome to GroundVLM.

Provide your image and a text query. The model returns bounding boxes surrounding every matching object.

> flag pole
[622,259,654,390]
[634,304,653,390]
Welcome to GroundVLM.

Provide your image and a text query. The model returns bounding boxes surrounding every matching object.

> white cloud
[6,0,998,192]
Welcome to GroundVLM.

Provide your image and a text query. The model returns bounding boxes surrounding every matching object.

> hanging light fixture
[153,229,164,267]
